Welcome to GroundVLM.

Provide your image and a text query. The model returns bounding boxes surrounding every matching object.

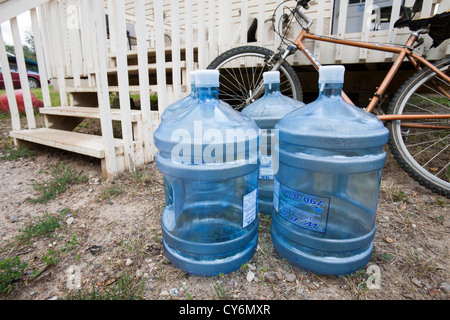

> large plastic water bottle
[161,71,197,205]
[161,71,197,121]
[271,65,389,275]
[154,70,260,276]
[241,71,304,215]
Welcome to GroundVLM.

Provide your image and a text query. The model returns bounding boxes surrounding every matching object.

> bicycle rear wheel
[207,46,302,111]
[388,57,450,197]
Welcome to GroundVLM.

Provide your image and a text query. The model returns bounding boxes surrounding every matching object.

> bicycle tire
[207,46,302,111]
[387,57,450,197]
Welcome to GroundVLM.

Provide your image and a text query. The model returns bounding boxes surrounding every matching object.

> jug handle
[163,175,185,230]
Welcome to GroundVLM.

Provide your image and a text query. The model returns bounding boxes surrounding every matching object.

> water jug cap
[263,71,280,84]
[195,70,220,87]
[318,65,345,84]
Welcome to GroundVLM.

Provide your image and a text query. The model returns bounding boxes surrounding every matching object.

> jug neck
[189,83,197,97]
[197,86,219,100]
[264,82,281,95]
[318,82,343,99]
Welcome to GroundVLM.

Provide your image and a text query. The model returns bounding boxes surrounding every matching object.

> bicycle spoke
[410,133,449,159]
[406,100,437,114]
[435,160,450,177]
[413,92,450,111]
[421,144,449,172]
[406,134,449,148]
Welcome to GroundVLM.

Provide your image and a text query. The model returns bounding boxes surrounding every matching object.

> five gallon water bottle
[242,71,304,215]
[161,71,197,121]
[154,70,260,276]
[271,65,389,275]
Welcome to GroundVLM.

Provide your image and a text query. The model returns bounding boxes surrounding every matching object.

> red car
[0,65,43,89]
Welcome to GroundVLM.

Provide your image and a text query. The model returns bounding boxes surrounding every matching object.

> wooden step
[106,61,188,74]
[10,128,124,159]
[65,84,187,94]
[39,106,142,122]
[107,46,198,60]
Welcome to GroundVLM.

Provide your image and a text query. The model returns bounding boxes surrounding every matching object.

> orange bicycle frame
[294,29,450,122]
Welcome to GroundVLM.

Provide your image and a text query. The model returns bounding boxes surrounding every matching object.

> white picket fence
[0,0,448,178]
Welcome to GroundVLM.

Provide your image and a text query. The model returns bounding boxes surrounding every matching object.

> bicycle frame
[293,29,450,123]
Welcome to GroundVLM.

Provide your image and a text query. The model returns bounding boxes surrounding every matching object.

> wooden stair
[10,128,124,159]
[39,106,142,121]
[11,46,196,178]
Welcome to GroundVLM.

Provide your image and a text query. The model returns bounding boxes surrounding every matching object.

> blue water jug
[242,71,304,215]
[161,72,197,205]
[154,70,260,276]
[271,65,389,275]
[161,71,197,121]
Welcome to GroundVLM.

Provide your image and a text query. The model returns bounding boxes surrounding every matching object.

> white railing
[0,0,447,178]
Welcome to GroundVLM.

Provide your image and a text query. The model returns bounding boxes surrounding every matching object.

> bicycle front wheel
[207,46,302,111]
[388,57,450,197]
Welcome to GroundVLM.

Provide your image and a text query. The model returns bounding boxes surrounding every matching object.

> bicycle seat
[394,10,450,48]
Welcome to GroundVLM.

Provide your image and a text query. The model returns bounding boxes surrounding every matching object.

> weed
[30,163,88,203]
[42,249,60,267]
[62,234,78,253]
[101,186,123,199]
[393,190,409,202]
[0,144,35,161]
[66,271,145,300]
[0,256,28,295]
[213,274,228,300]
[17,210,67,242]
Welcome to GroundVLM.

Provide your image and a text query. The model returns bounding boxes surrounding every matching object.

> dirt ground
[0,114,448,302]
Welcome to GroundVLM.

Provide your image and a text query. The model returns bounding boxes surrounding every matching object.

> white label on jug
[274,178,330,234]
[259,155,273,180]
[242,188,258,228]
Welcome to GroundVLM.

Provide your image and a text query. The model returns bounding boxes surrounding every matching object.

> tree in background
[5,29,37,71]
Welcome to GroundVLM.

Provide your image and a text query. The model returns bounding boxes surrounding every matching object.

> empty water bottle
[161,71,197,205]
[161,71,197,121]
[154,70,260,276]
[271,65,389,275]
[242,71,304,215]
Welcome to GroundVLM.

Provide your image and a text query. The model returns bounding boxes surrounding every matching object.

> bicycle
[207,0,450,197]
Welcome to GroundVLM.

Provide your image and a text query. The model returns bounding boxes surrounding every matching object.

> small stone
[247,263,256,270]
[67,217,75,225]
[48,296,58,300]
[402,292,415,299]
[285,273,296,282]
[385,237,393,243]
[125,258,133,266]
[264,273,276,283]
[439,282,450,293]
[10,215,19,223]
[246,270,255,282]
[79,262,88,269]
[411,277,422,287]
[275,272,283,280]
[160,290,169,296]
[136,269,143,278]
[170,288,179,296]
